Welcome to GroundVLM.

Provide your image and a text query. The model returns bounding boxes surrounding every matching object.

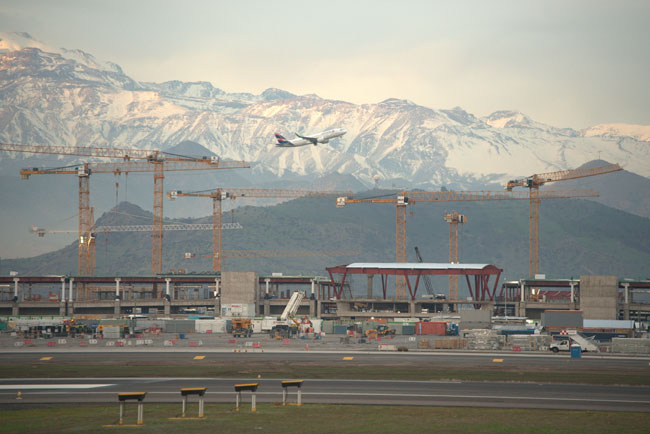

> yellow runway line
[40,357,53,361]
[193,355,205,360]
[342,356,354,360]
[492,358,504,363]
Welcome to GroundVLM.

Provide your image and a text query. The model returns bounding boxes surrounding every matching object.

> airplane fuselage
[275,128,347,147]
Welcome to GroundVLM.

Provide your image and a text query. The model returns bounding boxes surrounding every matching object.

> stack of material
[612,338,650,354]
[465,329,505,350]
[194,319,226,334]
[507,334,552,351]
[418,338,431,349]
[433,338,467,349]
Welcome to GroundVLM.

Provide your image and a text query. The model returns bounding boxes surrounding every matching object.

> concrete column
[623,283,630,304]
[520,281,525,302]
[409,301,415,315]
[265,278,270,295]
[311,279,315,297]
[68,278,74,303]
[264,299,270,316]
[309,299,316,317]
[114,300,121,316]
[165,278,172,299]
[164,298,171,315]
[115,278,121,299]
[569,281,576,305]
[61,278,66,302]
[214,278,220,298]
[13,277,19,301]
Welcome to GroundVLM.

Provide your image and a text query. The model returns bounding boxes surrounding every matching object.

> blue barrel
[570,345,582,358]
[179,333,185,339]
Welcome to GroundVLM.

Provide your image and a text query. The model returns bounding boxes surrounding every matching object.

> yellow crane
[3,142,250,274]
[444,211,466,301]
[168,187,353,272]
[505,163,622,277]
[336,189,599,299]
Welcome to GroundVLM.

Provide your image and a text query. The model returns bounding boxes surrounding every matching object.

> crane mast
[505,163,622,277]
[444,211,466,301]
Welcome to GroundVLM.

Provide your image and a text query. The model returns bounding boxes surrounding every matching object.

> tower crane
[0,142,162,160]
[15,151,249,275]
[336,189,599,299]
[168,188,352,272]
[444,211,466,301]
[505,163,622,277]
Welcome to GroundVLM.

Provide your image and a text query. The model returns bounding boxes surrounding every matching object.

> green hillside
[2,193,649,298]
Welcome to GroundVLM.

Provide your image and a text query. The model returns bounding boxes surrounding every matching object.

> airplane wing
[295,133,318,146]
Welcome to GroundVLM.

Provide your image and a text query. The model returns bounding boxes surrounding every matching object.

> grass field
[1,359,649,386]
[2,404,649,434]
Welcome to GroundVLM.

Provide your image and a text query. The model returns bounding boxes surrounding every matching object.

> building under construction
[1,270,648,322]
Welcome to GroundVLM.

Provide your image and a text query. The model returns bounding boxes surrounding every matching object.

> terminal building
[1,265,648,321]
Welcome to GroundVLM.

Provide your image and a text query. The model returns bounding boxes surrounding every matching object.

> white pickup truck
[549,333,599,353]
[549,340,576,353]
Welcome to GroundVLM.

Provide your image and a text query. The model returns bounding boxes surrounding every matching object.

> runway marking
[0,384,114,390]
[193,356,205,360]
[40,357,52,361]
[342,357,354,361]
[492,358,504,363]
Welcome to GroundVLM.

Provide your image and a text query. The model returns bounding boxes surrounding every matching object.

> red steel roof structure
[326,262,503,301]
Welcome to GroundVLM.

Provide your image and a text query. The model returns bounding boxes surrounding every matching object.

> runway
[1,348,649,371]
[1,377,649,412]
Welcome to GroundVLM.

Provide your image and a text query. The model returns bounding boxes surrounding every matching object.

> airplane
[274,128,347,147]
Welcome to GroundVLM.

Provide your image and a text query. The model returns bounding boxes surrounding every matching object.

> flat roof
[345,262,491,270]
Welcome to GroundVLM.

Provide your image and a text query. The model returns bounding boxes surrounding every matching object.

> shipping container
[416,321,447,336]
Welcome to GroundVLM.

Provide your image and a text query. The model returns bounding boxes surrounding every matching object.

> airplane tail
[275,133,291,146]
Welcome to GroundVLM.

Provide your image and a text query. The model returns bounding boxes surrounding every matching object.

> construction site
[0,142,649,355]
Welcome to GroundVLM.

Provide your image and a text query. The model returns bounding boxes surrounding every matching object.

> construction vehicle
[365,324,396,339]
[270,290,305,339]
[230,318,253,338]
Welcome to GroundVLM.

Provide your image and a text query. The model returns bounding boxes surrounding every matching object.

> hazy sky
[1,0,648,128]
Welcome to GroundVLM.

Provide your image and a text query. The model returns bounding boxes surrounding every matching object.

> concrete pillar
[13,277,19,301]
[68,278,74,303]
[12,304,19,316]
[114,300,121,316]
[309,299,316,316]
[367,275,373,299]
[310,279,315,297]
[214,278,220,298]
[165,278,172,299]
[164,298,171,315]
[265,278,270,296]
[409,301,415,315]
[263,299,270,316]
[115,278,121,299]
[61,278,66,302]
[520,281,525,302]
[623,283,630,304]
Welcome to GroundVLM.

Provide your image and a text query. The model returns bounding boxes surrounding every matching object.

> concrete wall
[580,275,618,320]
[221,271,258,307]
[460,309,491,330]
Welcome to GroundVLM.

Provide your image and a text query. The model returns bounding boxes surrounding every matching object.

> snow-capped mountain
[1,32,649,189]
